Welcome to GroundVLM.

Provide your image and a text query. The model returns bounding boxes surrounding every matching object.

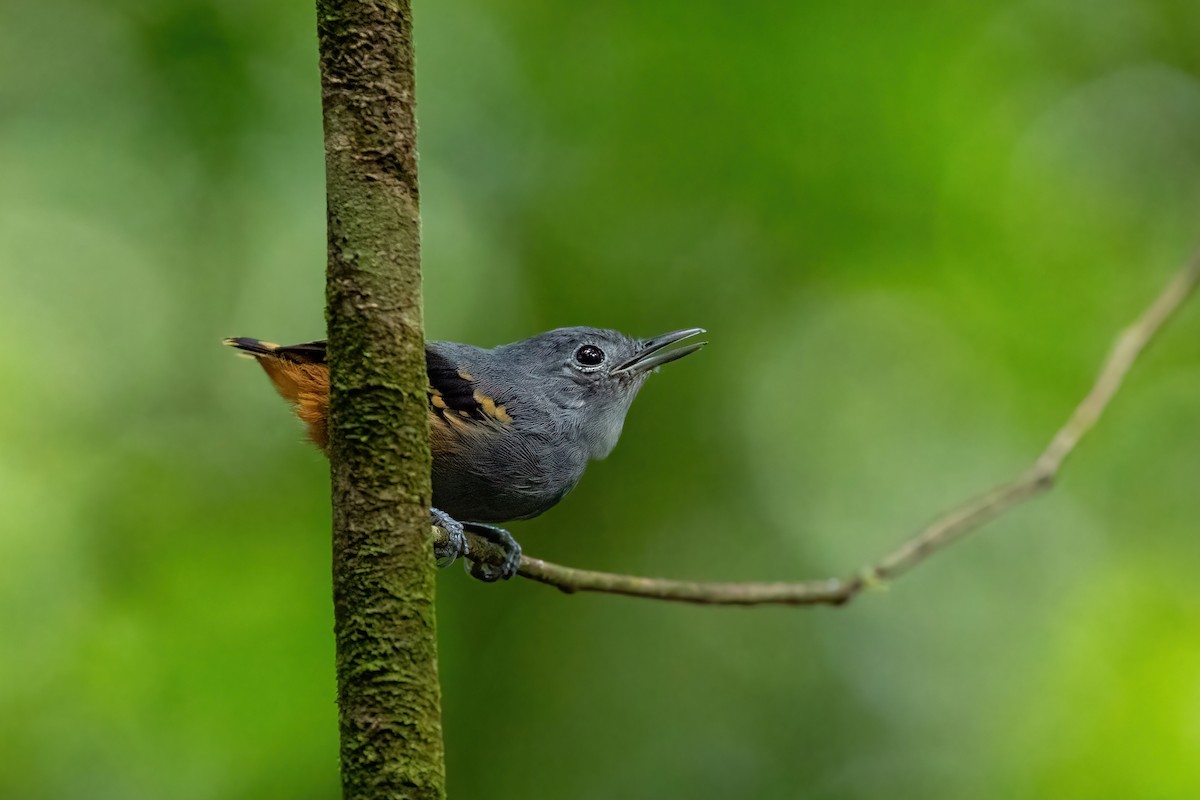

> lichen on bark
[316,1,446,797]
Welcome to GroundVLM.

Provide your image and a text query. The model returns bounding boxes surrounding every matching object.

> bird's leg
[431,507,469,568]
[461,522,522,582]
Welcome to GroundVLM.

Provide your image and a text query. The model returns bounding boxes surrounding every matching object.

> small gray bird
[224,326,707,581]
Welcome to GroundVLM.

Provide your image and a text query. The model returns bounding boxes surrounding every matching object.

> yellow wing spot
[457,370,474,382]
[259,341,280,350]
[458,410,471,418]
[473,390,513,424]
[431,395,448,410]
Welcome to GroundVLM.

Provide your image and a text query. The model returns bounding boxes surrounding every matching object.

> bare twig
[437,254,1200,606]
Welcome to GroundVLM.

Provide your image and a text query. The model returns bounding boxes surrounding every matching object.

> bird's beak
[612,327,708,376]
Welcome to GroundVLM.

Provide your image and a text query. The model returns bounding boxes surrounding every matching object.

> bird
[224,326,707,581]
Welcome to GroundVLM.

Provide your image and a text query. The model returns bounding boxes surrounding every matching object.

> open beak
[612,327,708,376]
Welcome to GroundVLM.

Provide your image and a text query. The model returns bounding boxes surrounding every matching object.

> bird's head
[499,326,707,459]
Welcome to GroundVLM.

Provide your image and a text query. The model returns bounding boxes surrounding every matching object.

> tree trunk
[316,1,446,798]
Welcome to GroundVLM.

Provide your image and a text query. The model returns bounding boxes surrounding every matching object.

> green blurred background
[3,0,1200,797]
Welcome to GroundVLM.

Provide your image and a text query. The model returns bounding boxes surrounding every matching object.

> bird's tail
[223,337,330,449]
[223,337,281,358]
[224,337,327,363]
[223,335,278,355]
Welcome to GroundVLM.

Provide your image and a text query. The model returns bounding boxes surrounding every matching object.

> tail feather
[224,337,281,357]
[224,337,327,364]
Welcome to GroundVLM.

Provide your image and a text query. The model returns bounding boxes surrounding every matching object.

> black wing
[426,347,512,425]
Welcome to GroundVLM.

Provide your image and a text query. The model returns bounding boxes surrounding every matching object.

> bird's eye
[574,344,606,367]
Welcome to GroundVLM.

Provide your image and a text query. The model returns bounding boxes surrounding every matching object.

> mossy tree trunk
[316,1,446,798]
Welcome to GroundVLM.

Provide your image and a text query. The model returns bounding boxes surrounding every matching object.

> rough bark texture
[316,1,445,798]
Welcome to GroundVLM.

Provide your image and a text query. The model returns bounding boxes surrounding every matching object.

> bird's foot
[462,522,522,582]
[431,507,469,568]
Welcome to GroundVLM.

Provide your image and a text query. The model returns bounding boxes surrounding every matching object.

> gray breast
[432,423,589,523]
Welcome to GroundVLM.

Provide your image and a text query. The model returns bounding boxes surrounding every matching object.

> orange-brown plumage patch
[256,357,330,450]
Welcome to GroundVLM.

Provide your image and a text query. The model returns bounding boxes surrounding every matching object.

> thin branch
[438,253,1200,606]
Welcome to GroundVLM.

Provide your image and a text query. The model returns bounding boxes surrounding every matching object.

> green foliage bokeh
[2,1,1199,798]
